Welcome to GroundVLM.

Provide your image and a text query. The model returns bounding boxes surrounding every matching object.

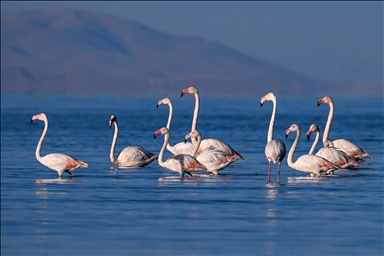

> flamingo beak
[181,88,189,97]
[306,131,312,140]
[317,98,324,107]
[154,130,162,139]
[285,129,291,138]
[30,119,34,123]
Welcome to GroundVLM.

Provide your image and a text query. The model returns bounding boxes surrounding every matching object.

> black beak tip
[307,135,310,140]
[260,103,263,107]
[30,119,33,123]
[156,104,159,108]
[285,134,288,139]
[180,92,184,97]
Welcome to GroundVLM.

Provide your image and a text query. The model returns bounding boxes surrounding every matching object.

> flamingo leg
[186,172,193,178]
[268,161,271,182]
[277,162,281,184]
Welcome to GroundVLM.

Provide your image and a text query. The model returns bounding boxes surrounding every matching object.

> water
[1,92,383,255]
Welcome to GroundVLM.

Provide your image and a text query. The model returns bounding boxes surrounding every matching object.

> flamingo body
[199,138,243,161]
[154,127,207,177]
[115,146,158,168]
[265,140,286,164]
[332,139,372,159]
[109,115,157,168]
[31,113,88,177]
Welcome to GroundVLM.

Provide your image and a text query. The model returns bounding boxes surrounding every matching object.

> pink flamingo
[109,115,158,168]
[180,86,244,161]
[306,124,360,171]
[154,127,207,177]
[30,113,88,177]
[184,130,234,175]
[317,96,372,159]
[260,92,286,183]
[285,124,339,177]
[156,97,198,156]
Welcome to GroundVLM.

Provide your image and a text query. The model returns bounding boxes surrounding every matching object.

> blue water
[1,92,383,255]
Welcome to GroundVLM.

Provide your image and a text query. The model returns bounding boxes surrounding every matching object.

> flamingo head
[260,92,275,107]
[184,130,201,143]
[323,140,335,148]
[109,115,117,128]
[181,86,198,97]
[156,98,171,108]
[154,127,169,139]
[30,113,47,123]
[317,96,332,107]
[285,124,299,138]
[306,124,319,140]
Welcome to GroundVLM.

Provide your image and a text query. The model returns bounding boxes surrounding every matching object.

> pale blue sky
[1,1,383,85]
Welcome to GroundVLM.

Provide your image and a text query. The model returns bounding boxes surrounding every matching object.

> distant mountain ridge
[0,8,375,95]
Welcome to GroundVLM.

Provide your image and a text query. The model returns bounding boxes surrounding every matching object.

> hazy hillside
[0,8,364,95]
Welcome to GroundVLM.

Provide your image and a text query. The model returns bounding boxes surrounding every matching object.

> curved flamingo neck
[35,118,48,163]
[267,96,277,143]
[166,101,173,130]
[287,128,301,169]
[158,132,170,168]
[191,132,202,157]
[191,91,200,145]
[323,100,334,144]
[110,121,119,164]
[165,102,176,152]
[309,129,320,155]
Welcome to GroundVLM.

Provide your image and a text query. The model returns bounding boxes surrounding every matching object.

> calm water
[1,93,383,255]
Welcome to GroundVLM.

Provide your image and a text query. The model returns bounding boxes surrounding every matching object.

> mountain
[0,8,369,96]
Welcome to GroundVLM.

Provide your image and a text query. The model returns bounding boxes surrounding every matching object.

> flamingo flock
[31,89,373,182]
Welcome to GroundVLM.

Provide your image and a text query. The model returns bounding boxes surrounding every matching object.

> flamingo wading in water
[154,127,207,177]
[285,124,339,177]
[180,86,244,161]
[184,130,234,175]
[306,124,360,171]
[156,97,197,156]
[109,115,158,168]
[317,96,372,159]
[30,113,88,177]
[260,92,286,183]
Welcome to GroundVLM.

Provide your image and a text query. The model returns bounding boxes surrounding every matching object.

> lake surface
[1,92,383,255]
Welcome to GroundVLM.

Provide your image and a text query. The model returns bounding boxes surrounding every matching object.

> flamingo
[260,92,286,183]
[180,86,244,161]
[285,124,339,177]
[30,113,88,177]
[306,124,360,170]
[317,96,372,159]
[184,130,234,175]
[154,127,207,177]
[109,115,158,168]
[156,97,198,156]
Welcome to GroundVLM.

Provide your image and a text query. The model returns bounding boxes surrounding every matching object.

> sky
[1,1,383,85]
